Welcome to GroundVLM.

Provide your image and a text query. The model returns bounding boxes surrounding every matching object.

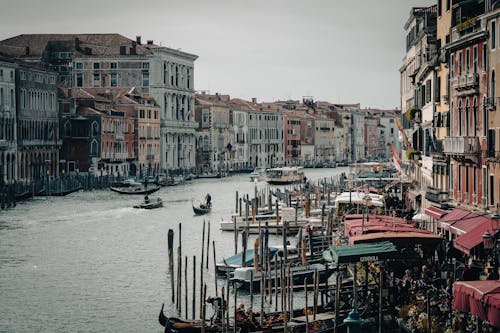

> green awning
[322,241,397,264]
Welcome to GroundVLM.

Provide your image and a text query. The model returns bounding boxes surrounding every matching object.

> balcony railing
[115,133,124,140]
[425,186,449,204]
[443,136,480,162]
[452,73,479,95]
[102,153,128,161]
[146,154,155,160]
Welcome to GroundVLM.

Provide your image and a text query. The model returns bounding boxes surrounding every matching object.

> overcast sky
[0,0,435,108]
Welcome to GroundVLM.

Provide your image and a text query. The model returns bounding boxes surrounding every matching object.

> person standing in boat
[205,193,212,208]
[144,194,150,204]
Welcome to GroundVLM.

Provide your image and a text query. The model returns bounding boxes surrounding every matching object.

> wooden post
[233,281,238,333]
[192,256,196,320]
[177,245,182,311]
[304,277,309,333]
[249,270,254,315]
[379,265,384,333]
[213,240,218,296]
[168,229,175,303]
[235,191,239,214]
[226,271,230,331]
[239,197,242,217]
[206,221,210,269]
[313,269,318,320]
[274,255,278,312]
[185,256,188,319]
[334,269,341,333]
[201,221,206,270]
[221,286,226,333]
[200,251,204,317]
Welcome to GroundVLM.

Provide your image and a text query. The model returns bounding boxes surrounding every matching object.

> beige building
[114,90,160,177]
[485,6,500,208]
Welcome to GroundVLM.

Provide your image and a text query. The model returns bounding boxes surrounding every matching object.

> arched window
[64,121,71,137]
[458,99,463,136]
[473,97,478,136]
[465,98,470,136]
[91,121,99,137]
[90,139,99,156]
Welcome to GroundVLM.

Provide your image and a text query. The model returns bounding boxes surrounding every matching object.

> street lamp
[483,210,500,276]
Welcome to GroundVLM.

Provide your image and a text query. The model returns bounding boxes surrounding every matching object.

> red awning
[438,208,475,231]
[453,280,500,328]
[384,179,400,192]
[349,231,442,246]
[424,206,449,219]
[450,215,490,236]
[454,218,499,255]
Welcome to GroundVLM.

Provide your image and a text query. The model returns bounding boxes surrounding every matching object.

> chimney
[25,46,30,55]
[147,40,153,45]
[136,36,142,45]
[252,98,257,103]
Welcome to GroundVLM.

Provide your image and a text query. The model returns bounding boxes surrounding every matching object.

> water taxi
[265,166,305,185]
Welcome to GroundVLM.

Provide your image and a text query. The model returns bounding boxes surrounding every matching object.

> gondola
[192,203,211,215]
[37,185,82,196]
[159,304,220,333]
[133,198,163,209]
[110,186,160,195]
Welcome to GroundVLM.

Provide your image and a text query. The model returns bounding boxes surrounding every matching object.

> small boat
[110,186,160,195]
[231,263,334,290]
[249,167,266,182]
[192,203,211,215]
[216,245,298,274]
[159,304,213,333]
[265,166,305,185]
[37,185,82,196]
[133,198,163,209]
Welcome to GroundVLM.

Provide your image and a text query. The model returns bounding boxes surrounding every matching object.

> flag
[390,143,403,174]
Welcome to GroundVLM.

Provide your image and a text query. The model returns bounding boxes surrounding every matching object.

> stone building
[0,59,17,185]
[0,34,198,174]
[314,116,338,165]
[16,62,59,183]
[113,90,160,177]
[485,5,500,208]
[444,1,488,208]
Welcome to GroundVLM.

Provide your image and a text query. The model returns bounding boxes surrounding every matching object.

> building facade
[0,60,17,185]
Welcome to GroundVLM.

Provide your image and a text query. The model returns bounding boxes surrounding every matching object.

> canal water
[0,167,347,332]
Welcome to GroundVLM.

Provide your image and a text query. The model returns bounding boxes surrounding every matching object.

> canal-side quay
[0,168,344,332]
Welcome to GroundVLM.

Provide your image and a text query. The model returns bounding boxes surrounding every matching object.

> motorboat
[265,167,305,185]
[249,167,266,182]
[133,198,163,209]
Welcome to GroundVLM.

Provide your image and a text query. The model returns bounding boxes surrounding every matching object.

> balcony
[425,186,449,204]
[485,97,498,111]
[115,133,124,141]
[452,73,479,96]
[161,119,198,129]
[146,154,155,160]
[102,153,128,162]
[443,136,480,163]
[0,139,8,150]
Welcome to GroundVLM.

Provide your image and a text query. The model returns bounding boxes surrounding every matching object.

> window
[93,62,100,70]
[93,73,100,87]
[76,73,83,87]
[450,54,454,77]
[142,72,149,86]
[458,52,462,75]
[75,63,83,70]
[142,62,149,69]
[483,43,487,70]
[492,21,496,49]
[446,0,450,10]
[466,49,470,73]
[473,47,478,73]
[110,73,117,87]
[147,109,151,119]
[110,62,117,69]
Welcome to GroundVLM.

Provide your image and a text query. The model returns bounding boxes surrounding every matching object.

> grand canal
[0,167,347,332]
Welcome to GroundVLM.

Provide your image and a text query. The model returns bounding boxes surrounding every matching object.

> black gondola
[110,186,160,195]
[192,203,211,215]
[159,304,219,333]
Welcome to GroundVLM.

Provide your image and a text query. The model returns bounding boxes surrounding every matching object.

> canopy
[322,241,397,264]
[453,280,500,328]
[412,213,431,222]
[348,231,442,247]
[424,206,448,219]
[334,191,384,207]
[438,208,474,231]
[454,222,499,255]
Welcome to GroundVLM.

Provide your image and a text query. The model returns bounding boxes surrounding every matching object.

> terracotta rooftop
[0,34,153,58]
